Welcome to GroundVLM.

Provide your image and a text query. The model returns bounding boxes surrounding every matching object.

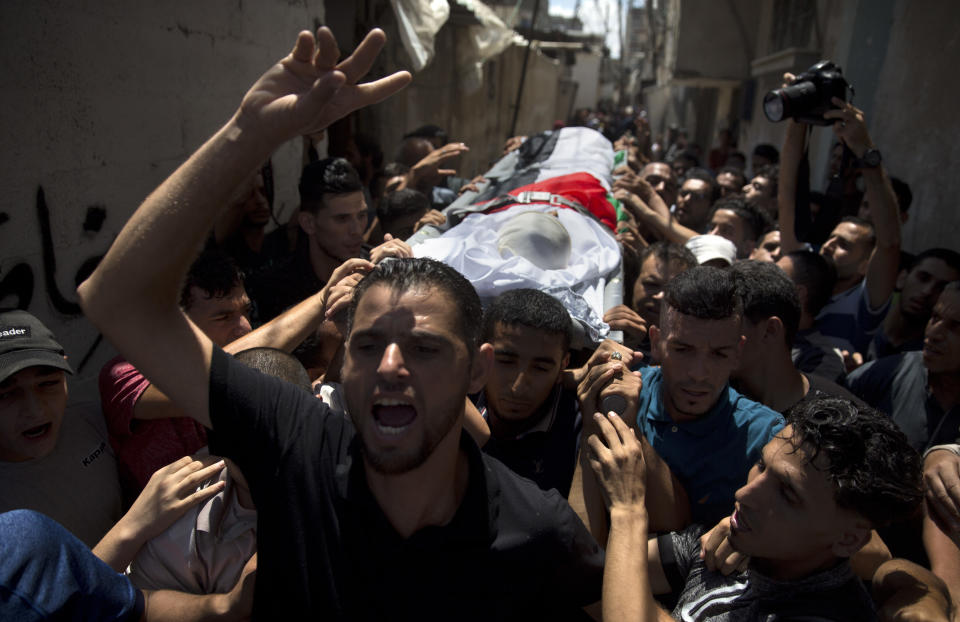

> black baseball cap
[0,310,73,383]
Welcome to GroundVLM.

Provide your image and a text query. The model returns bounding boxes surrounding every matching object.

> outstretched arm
[823,98,900,310]
[614,187,697,245]
[78,28,410,428]
[777,119,807,254]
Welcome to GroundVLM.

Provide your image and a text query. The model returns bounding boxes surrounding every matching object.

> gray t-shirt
[0,401,122,547]
[658,525,877,621]
[846,351,960,452]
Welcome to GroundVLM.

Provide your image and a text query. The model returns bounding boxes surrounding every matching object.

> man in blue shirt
[636,266,785,524]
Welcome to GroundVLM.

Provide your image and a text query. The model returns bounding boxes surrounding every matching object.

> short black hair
[783,250,836,317]
[752,143,780,164]
[838,215,876,247]
[709,195,772,241]
[347,258,483,356]
[786,397,923,528]
[753,164,779,197]
[377,188,430,227]
[234,347,312,392]
[482,289,572,352]
[624,242,698,306]
[909,248,960,275]
[889,176,912,215]
[179,250,244,311]
[663,265,742,321]
[684,167,720,202]
[299,157,363,213]
[731,260,801,347]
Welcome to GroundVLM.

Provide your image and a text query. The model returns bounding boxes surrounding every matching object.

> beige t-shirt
[0,401,123,547]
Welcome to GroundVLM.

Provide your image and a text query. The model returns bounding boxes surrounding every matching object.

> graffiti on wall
[0,186,108,371]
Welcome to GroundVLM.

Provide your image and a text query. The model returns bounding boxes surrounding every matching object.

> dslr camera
[763,61,851,125]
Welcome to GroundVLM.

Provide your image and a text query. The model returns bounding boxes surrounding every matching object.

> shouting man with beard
[78,26,602,619]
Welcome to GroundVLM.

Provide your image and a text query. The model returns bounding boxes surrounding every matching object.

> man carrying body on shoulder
[847,282,960,453]
[0,309,122,547]
[471,289,580,497]
[588,396,924,621]
[628,266,785,525]
[868,248,960,361]
[248,157,411,322]
[78,27,602,619]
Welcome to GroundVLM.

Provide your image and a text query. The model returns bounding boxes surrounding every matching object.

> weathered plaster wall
[368,11,565,181]
[0,1,325,401]
[868,0,960,253]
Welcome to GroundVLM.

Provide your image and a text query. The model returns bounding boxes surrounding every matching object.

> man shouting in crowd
[76,26,602,620]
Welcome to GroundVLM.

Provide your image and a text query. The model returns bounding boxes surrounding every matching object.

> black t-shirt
[245,240,326,324]
[475,385,582,497]
[207,347,603,620]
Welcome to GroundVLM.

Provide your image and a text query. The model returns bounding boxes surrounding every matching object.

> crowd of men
[1,25,958,621]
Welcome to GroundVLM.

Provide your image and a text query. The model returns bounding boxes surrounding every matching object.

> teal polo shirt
[635,367,785,525]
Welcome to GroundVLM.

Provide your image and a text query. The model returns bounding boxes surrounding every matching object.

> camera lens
[763,92,786,122]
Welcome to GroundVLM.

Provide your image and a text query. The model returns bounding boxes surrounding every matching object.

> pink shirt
[99,356,207,496]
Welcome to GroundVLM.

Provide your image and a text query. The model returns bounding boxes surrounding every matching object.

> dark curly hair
[299,157,363,214]
[786,397,923,528]
[178,250,244,312]
[482,289,572,352]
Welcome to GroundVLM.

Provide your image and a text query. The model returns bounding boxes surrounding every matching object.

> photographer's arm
[77,29,409,428]
[778,119,807,254]
[823,99,900,310]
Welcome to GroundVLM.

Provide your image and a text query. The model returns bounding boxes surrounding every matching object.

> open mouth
[22,423,51,440]
[372,399,417,435]
[731,508,750,534]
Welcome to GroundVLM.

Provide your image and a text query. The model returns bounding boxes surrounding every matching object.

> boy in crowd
[0,309,122,546]
[472,289,580,496]
[589,396,924,620]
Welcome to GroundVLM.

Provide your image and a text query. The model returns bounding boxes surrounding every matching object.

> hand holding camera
[823,98,874,159]
[765,62,878,166]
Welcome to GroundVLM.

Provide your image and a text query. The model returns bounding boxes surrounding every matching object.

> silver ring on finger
[610,351,623,361]
[840,121,847,128]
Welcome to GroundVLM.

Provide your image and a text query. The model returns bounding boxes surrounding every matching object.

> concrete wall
[673,0,761,80]
[0,1,325,401]
[571,52,602,111]
[740,0,960,253]
[867,0,960,253]
[367,12,565,180]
